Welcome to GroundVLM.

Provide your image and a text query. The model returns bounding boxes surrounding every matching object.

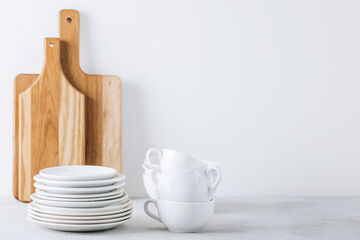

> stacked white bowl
[28,165,132,232]
[142,148,222,233]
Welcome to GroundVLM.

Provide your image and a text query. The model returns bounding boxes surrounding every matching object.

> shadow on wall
[122,81,149,198]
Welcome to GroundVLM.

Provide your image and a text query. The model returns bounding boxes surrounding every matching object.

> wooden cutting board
[13,9,122,202]
[18,38,85,201]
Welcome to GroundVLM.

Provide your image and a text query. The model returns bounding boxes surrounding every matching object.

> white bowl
[34,173,125,187]
[40,165,117,181]
[30,193,128,208]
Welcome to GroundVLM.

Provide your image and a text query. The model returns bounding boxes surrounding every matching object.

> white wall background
[1,0,360,198]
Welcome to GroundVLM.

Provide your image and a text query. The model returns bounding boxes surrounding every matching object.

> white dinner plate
[35,188,123,199]
[27,207,133,220]
[28,216,130,232]
[34,173,125,187]
[28,211,132,224]
[32,199,132,213]
[35,191,124,202]
[28,202,133,216]
[40,165,117,181]
[31,193,128,208]
[34,181,124,194]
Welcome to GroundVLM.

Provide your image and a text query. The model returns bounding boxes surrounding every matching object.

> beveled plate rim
[28,201,133,216]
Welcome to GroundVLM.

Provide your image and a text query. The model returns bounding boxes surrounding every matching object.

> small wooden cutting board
[13,10,122,202]
[18,38,85,201]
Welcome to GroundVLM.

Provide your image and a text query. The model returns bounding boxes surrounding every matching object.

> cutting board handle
[59,9,82,73]
[42,38,63,74]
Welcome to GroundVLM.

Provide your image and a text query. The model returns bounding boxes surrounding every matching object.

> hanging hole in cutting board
[67,17,72,23]
[50,43,54,47]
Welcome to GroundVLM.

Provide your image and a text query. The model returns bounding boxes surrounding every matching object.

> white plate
[35,191,124,202]
[34,181,124,194]
[35,188,123,199]
[28,201,133,216]
[28,216,130,232]
[31,193,128,208]
[40,165,117,181]
[27,207,133,220]
[34,173,125,187]
[32,199,132,213]
[28,211,132,224]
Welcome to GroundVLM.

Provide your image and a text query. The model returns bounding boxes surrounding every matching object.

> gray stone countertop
[0,196,359,239]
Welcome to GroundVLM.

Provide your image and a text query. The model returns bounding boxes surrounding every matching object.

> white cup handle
[146,148,162,167]
[206,166,222,197]
[150,169,159,186]
[144,199,162,223]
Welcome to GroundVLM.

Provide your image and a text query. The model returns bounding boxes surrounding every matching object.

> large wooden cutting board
[13,10,122,201]
[18,38,85,201]
[59,10,122,171]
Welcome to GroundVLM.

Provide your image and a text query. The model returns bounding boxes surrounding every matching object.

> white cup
[201,159,220,186]
[144,157,160,170]
[152,165,222,202]
[143,167,154,175]
[143,173,158,199]
[144,199,214,232]
[142,163,153,171]
[146,148,207,176]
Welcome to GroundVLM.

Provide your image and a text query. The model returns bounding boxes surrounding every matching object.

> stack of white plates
[27,165,132,232]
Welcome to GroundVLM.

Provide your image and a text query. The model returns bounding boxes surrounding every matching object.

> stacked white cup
[142,148,222,233]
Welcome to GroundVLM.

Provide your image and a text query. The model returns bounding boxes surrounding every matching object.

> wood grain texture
[13,74,38,200]
[59,10,122,172]
[18,38,85,202]
[13,10,122,201]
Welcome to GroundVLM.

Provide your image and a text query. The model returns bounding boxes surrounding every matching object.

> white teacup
[146,148,207,176]
[152,165,222,202]
[143,173,158,199]
[143,164,154,175]
[144,199,214,232]
[201,159,220,186]
[144,157,160,170]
